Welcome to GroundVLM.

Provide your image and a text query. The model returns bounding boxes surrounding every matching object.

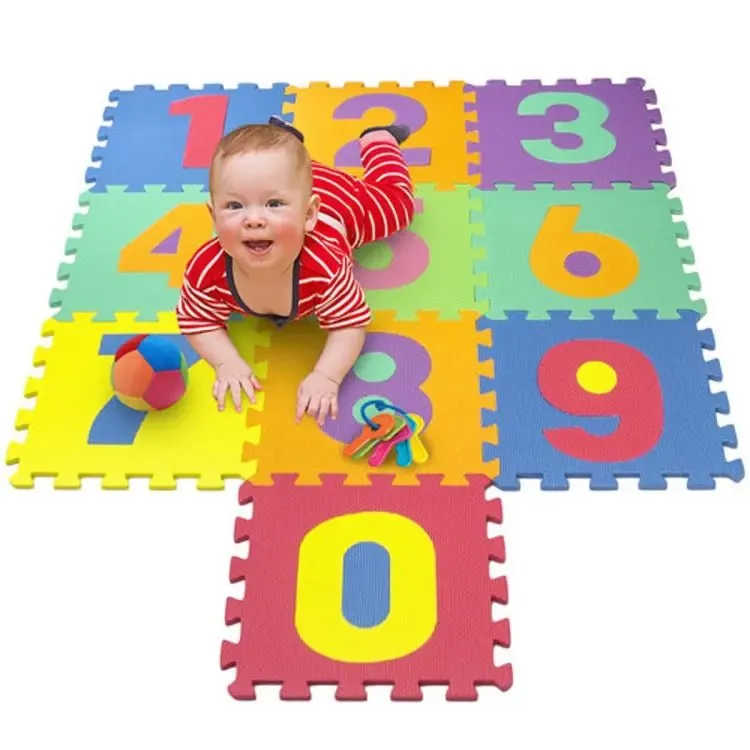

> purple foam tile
[466,78,674,189]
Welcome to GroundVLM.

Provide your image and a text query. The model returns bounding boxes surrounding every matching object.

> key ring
[359,399,411,429]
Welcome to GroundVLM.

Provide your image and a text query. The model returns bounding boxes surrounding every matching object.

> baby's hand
[296,370,340,425]
[213,360,263,412]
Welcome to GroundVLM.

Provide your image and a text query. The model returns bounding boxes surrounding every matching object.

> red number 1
[169,94,229,168]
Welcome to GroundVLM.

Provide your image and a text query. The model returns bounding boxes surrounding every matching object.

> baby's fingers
[214,380,228,412]
[240,377,257,405]
[296,392,310,422]
[316,398,330,426]
[229,381,244,412]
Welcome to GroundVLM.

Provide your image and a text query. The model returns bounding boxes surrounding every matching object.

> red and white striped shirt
[176,140,415,335]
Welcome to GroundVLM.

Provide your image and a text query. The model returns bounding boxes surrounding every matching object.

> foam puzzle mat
[5,78,744,491]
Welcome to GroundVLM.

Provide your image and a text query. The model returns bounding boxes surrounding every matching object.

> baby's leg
[350,128,415,245]
[359,123,410,144]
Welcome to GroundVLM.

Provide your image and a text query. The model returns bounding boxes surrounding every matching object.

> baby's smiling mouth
[243,240,273,254]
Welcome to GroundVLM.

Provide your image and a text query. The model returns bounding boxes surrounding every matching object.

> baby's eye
[226,201,242,210]
[267,199,284,208]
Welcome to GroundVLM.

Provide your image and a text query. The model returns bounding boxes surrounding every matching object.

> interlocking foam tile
[353,185,488,319]
[472,183,704,319]
[465,78,673,189]
[221,473,512,700]
[477,310,744,490]
[243,311,497,486]
[282,81,479,189]
[86,83,295,192]
[5,314,269,489]
[52,186,210,322]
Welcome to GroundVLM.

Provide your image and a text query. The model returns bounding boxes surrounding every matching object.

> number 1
[169,94,230,169]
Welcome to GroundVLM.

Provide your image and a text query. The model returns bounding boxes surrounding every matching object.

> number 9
[539,339,664,462]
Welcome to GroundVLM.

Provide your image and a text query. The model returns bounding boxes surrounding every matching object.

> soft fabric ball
[111,334,188,411]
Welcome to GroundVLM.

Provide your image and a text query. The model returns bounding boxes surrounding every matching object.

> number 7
[87,334,201,446]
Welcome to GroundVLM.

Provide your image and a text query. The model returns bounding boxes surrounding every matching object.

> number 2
[87,334,201,445]
[333,93,431,167]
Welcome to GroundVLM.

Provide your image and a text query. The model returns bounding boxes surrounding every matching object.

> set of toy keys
[343,400,429,468]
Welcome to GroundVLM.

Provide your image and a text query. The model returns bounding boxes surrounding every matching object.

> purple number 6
[333,94,431,167]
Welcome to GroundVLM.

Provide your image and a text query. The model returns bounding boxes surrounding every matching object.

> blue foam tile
[86,83,295,192]
[477,310,744,490]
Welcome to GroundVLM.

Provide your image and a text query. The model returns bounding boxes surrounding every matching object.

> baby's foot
[359,123,410,144]
[268,115,304,142]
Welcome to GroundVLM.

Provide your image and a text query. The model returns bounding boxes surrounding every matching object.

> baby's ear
[206,201,216,223]
[305,193,321,231]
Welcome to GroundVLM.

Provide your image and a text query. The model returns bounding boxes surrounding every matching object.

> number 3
[518,92,616,165]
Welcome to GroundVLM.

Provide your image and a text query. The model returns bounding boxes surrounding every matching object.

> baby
[175,115,416,425]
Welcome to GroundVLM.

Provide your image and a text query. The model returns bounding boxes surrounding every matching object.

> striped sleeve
[312,140,415,250]
[176,276,233,335]
[314,258,372,331]
[176,242,233,335]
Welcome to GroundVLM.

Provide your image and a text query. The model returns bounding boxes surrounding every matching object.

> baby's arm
[177,279,262,411]
[296,258,371,423]
[312,326,367,385]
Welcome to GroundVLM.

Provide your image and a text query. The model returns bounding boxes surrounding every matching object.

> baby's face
[209,147,318,274]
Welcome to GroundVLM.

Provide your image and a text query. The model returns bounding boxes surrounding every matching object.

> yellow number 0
[295,511,437,663]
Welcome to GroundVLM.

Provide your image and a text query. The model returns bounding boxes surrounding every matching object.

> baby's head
[208,123,320,273]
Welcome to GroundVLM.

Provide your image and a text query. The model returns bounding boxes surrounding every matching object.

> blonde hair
[209,123,312,195]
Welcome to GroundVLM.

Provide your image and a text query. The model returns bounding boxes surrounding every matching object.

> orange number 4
[118,204,214,288]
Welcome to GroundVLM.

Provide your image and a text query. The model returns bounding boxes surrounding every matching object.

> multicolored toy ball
[111,334,188,411]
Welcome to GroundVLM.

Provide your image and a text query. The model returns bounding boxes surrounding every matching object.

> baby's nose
[244,210,265,225]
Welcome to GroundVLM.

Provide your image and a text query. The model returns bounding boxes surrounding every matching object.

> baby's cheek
[275,216,305,243]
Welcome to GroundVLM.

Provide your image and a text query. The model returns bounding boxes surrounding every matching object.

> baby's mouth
[243,240,273,254]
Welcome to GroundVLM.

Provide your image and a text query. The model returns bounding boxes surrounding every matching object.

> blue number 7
[87,334,201,445]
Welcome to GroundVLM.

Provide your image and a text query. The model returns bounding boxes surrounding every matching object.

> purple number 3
[333,94,432,167]
[320,332,433,444]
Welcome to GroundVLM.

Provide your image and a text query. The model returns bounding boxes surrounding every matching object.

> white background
[1,2,748,748]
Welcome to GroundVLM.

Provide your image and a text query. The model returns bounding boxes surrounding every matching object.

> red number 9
[539,339,664,462]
